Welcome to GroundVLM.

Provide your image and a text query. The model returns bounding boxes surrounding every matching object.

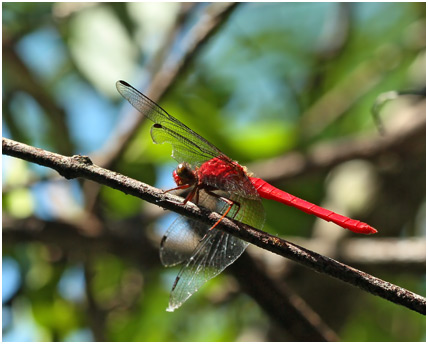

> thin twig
[371,88,426,135]
[2,137,426,315]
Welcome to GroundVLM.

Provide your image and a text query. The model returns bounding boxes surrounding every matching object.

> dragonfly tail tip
[364,224,378,235]
[349,223,378,235]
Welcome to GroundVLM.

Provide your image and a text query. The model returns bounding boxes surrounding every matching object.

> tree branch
[3,137,426,315]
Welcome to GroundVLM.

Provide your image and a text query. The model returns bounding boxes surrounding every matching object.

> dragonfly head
[173,162,196,186]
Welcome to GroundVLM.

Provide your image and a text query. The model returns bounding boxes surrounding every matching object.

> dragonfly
[116,80,377,311]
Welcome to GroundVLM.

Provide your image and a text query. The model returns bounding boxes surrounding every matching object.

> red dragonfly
[116,80,377,311]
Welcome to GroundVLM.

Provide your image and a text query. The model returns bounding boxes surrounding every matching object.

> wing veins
[117,80,224,165]
[156,124,219,162]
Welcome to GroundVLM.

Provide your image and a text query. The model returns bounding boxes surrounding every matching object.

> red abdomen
[251,177,377,235]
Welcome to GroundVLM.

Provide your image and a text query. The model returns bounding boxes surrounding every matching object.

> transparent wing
[166,226,248,312]
[163,191,265,311]
[159,216,204,267]
[160,191,227,267]
[116,80,224,166]
[117,80,261,198]
[117,80,266,310]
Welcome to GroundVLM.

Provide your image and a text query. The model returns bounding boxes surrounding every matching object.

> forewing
[150,124,221,166]
[116,80,223,166]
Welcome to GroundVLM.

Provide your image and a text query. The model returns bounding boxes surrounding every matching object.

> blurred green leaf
[4,188,34,218]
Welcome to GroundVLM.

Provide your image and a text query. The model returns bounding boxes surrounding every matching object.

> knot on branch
[72,154,93,165]
[58,155,93,180]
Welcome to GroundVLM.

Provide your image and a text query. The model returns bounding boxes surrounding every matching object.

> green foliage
[341,274,426,341]
[2,2,425,341]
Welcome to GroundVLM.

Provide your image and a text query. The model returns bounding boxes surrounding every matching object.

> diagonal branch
[2,137,426,315]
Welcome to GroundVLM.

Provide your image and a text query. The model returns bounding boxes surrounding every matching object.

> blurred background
[2,2,425,341]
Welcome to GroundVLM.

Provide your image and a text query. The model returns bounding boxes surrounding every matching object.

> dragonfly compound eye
[174,163,195,185]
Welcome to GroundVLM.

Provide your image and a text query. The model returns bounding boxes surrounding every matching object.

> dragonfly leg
[163,184,192,194]
[164,184,199,205]
[198,190,241,242]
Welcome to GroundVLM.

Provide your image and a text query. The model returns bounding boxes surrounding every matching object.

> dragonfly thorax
[173,162,197,186]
